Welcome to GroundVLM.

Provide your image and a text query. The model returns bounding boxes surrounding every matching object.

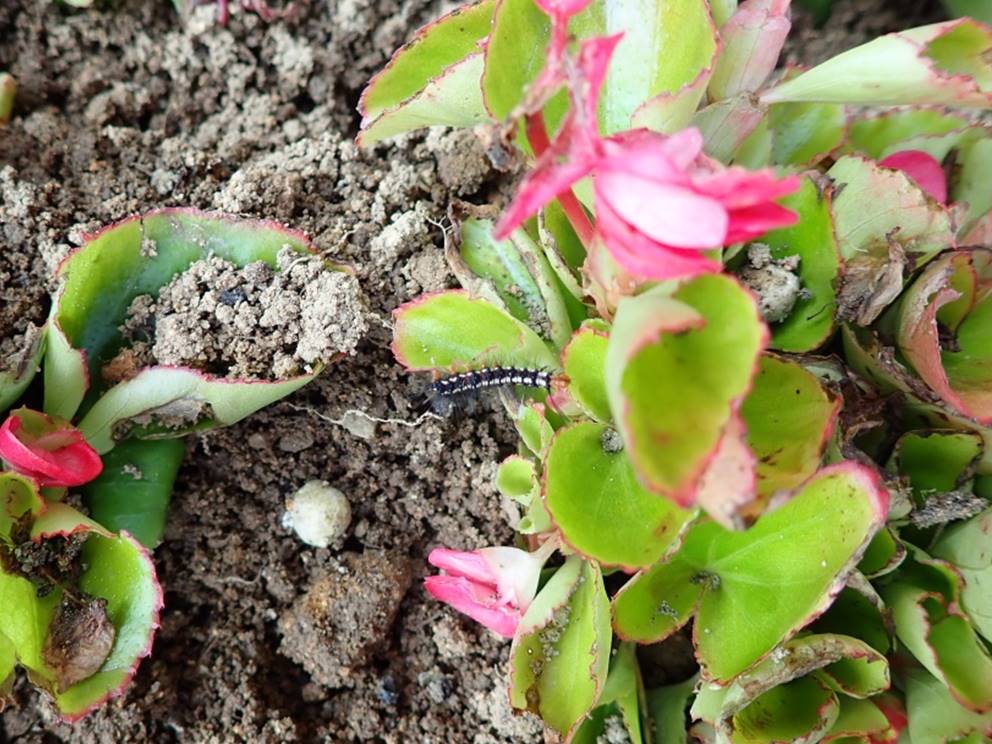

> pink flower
[494,33,799,281]
[879,150,947,204]
[424,542,555,638]
[0,408,103,488]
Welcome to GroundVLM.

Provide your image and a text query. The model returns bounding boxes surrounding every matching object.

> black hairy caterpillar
[425,366,554,416]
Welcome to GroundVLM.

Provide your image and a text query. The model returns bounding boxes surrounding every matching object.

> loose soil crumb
[117,248,366,380]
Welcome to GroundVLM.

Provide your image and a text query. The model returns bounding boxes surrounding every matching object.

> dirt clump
[117,248,366,380]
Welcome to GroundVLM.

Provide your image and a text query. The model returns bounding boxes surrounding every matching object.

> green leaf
[605,275,764,508]
[613,463,887,681]
[742,355,839,499]
[0,569,59,674]
[45,210,325,443]
[510,557,612,737]
[515,401,555,458]
[894,431,983,496]
[357,0,495,144]
[884,579,992,711]
[55,532,161,720]
[562,325,611,422]
[933,509,992,642]
[392,291,558,372]
[83,437,187,549]
[858,527,906,579]
[762,20,992,107]
[733,676,840,743]
[483,0,718,135]
[647,675,696,744]
[828,155,953,264]
[454,213,574,349]
[572,643,646,744]
[812,581,891,654]
[906,666,992,743]
[768,100,846,167]
[544,422,693,569]
[846,109,973,160]
[0,472,44,541]
[0,328,44,414]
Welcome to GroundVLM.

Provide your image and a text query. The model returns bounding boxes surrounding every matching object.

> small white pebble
[282,480,352,548]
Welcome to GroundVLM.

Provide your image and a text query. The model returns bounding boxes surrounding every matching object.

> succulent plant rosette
[0,209,363,718]
[363,0,992,740]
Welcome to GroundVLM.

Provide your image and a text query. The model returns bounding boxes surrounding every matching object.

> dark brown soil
[0,0,943,741]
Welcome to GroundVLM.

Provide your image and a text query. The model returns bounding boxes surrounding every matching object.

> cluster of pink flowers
[0,408,102,487]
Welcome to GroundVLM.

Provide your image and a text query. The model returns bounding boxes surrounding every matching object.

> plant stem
[525,113,596,249]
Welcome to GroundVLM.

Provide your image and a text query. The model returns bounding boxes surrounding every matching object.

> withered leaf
[42,596,116,693]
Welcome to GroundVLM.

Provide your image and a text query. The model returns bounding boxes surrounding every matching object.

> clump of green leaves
[366,0,992,740]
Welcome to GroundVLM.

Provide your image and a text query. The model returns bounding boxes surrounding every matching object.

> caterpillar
[426,366,554,416]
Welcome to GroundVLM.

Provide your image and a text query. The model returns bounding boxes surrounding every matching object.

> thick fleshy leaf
[571,643,645,743]
[692,634,887,743]
[509,557,612,738]
[605,275,765,508]
[0,72,14,125]
[0,329,44,414]
[954,136,992,237]
[82,437,187,549]
[77,368,314,455]
[894,430,983,496]
[496,455,538,505]
[829,156,953,264]
[857,528,906,580]
[823,698,892,742]
[561,324,610,421]
[612,463,888,681]
[544,421,693,569]
[767,99,846,167]
[691,96,765,162]
[647,675,696,744]
[356,0,495,144]
[45,210,325,439]
[762,20,992,107]
[392,290,558,372]
[31,501,113,541]
[760,176,841,352]
[812,581,891,654]
[55,532,161,720]
[742,355,839,500]
[884,577,992,711]
[905,666,992,743]
[452,211,574,349]
[846,109,975,160]
[933,509,992,642]
[0,472,44,540]
[707,0,789,100]
[898,250,992,425]
[515,401,556,458]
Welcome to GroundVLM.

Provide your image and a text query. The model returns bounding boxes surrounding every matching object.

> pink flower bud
[0,408,103,488]
[424,542,556,638]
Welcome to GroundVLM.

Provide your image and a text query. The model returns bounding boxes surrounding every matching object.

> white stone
[282,480,351,548]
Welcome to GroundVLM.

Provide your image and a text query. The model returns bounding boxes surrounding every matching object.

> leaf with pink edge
[933,508,992,642]
[544,421,694,570]
[742,355,840,501]
[750,176,841,352]
[762,19,992,107]
[356,0,495,145]
[605,274,765,508]
[514,402,555,458]
[845,109,975,160]
[0,327,44,415]
[893,430,983,496]
[612,463,888,681]
[392,291,558,373]
[766,99,846,168]
[905,666,992,743]
[707,0,790,101]
[509,557,612,738]
[45,210,329,449]
[0,472,43,540]
[897,250,992,425]
[691,634,888,744]
[953,137,992,238]
[883,576,992,712]
[52,531,162,720]
[571,642,646,744]
[562,324,610,421]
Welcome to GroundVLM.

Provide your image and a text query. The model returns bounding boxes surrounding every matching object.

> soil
[0,0,944,741]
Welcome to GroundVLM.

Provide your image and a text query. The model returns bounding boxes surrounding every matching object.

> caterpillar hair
[425,366,554,417]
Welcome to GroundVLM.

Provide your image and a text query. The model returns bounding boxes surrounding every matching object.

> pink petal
[880,150,948,204]
[600,128,703,181]
[494,151,595,239]
[596,173,728,249]
[693,169,800,208]
[424,576,520,637]
[574,34,624,127]
[724,201,799,243]
[428,548,498,586]
[596,196,723,281]
[535,0,593,17]
[0,413,103,488]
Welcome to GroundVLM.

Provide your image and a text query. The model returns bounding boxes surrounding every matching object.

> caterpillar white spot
[427,367,553,416]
